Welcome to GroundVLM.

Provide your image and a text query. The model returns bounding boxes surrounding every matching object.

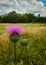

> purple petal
[6,26,24,34]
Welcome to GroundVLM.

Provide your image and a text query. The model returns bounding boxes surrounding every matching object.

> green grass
[0,23,46,65]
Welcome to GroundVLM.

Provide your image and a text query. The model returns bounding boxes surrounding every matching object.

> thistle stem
[17,46,24,63]
[14,43,16,65]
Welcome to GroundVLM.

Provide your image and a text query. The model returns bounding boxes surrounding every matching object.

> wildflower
[6,26,24,43]
[6,26,23,35]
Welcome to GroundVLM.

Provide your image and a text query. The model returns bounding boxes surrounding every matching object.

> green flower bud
[20,39,29,46]
[9,33,20,43]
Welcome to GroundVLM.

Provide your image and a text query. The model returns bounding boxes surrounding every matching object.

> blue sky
[37,0,46,6]
[0,0,46,16]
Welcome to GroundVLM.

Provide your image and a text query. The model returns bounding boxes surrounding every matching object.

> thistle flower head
[6,26,24,43]
[6,26,24,35]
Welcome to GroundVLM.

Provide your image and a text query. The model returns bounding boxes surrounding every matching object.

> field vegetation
[0,23,46,65]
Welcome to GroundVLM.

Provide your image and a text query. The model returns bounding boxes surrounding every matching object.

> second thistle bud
[20,39,29,46]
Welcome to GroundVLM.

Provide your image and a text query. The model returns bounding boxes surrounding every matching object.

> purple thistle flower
[6,26,24,34]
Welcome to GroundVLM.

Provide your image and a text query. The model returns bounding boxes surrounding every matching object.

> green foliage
[0,43,14,65]
[0,11,46,23]
[29,46,44,65]
[0,32,46,65]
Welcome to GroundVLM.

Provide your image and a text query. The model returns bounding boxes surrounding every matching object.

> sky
[0,0,46,16]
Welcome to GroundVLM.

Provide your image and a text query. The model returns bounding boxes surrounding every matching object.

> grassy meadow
[0,23,46,65]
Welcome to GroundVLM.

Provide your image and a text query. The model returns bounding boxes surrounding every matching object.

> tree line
[0,11,46,23]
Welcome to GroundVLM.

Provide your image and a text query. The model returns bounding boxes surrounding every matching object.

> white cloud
[5,8,15,13]
[0,0,9,4]
[14,0,19,6]
[19,0,46,16]
[20,1,30,6]
[0,0,46,16]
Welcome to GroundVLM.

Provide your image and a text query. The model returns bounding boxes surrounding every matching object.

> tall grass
[0,23,46,65]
